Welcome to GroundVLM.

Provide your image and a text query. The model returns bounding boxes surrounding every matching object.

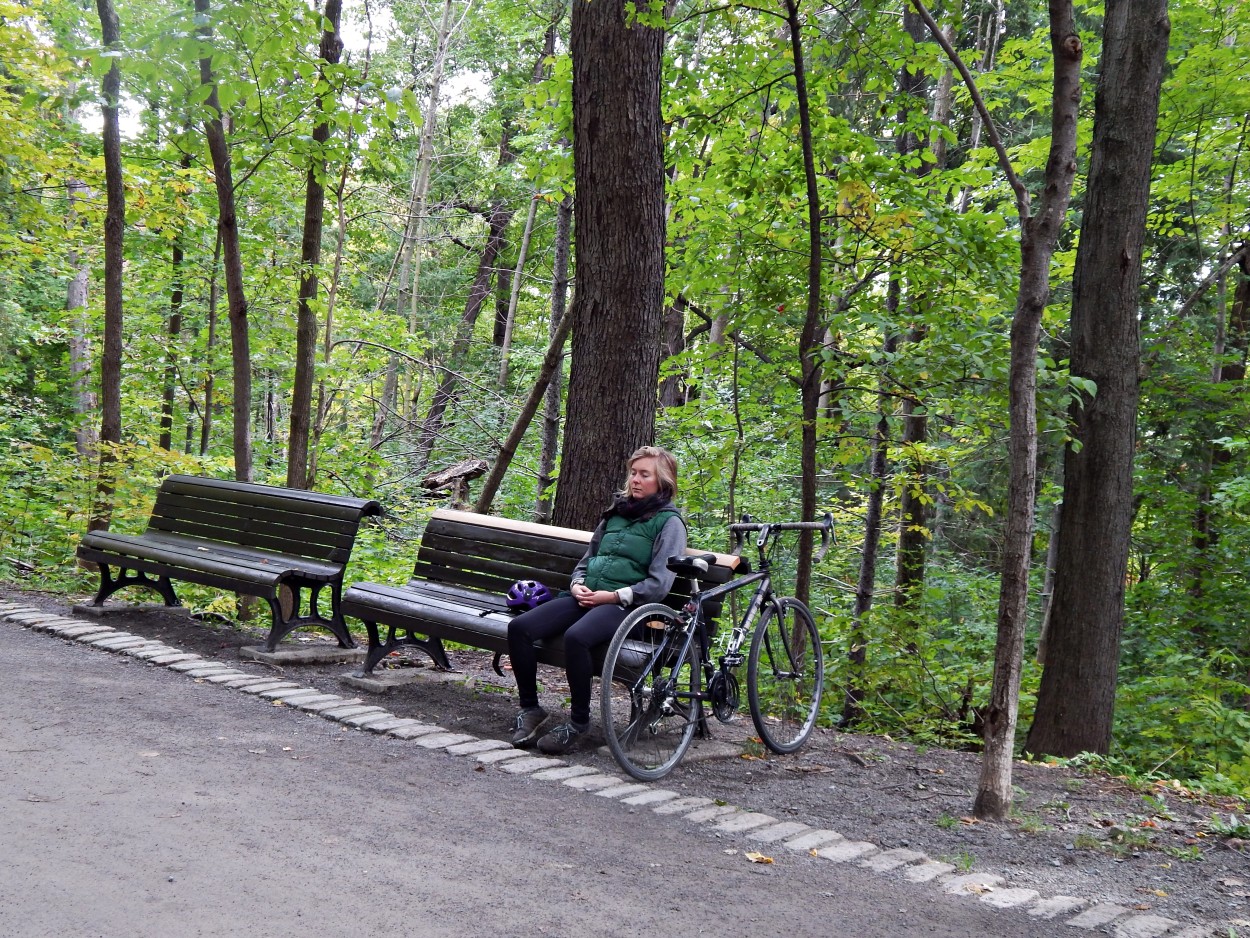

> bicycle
[598,514,832,781]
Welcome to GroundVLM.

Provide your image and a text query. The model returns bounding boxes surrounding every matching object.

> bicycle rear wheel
[747,597,823,753]
[600,603,701,782]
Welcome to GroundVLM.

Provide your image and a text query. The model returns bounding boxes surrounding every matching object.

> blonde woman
[508,447,687,755]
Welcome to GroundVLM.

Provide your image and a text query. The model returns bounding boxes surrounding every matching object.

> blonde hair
[627,446,678,499]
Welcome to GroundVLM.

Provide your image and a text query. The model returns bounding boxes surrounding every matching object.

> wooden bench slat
[79,534,295,588]
[154,491,366,536]
[147,516,356,563]
[162,474,382,520]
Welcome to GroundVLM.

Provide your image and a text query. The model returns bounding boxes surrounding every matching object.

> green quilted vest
[583,510,679,592]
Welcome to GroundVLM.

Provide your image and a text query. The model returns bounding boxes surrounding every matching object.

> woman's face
[628,457,661,500]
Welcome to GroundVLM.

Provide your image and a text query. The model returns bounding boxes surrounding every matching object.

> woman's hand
[572,583,617,608]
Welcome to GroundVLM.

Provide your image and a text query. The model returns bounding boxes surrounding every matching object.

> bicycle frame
[600,513,832,779]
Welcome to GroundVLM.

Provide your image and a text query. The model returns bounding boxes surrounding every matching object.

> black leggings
[507,595,628,726]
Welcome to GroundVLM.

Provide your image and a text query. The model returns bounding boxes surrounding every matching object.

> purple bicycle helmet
[505,579,553,612]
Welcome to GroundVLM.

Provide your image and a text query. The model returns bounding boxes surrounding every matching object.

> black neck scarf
[609,492,669,521]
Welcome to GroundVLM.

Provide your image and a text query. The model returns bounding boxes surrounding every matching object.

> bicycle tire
[747,597,823,754]
[600,603,701,782]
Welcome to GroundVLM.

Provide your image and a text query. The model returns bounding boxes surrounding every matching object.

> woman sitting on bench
[508,446,687,755]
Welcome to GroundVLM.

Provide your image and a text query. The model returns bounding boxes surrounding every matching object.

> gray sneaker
[510,707,548,748]
[537,721,590,755]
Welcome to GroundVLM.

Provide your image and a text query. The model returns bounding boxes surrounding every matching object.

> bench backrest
[414,508,741,611]
[147,475,383,565]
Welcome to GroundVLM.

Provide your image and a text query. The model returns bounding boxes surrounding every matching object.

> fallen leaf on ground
[745,852,774,864]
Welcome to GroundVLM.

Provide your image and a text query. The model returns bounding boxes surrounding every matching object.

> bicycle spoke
[601,604,701,781]
[747,598,824,753]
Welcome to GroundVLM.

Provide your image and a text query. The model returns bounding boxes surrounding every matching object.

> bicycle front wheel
[747,597,823,754]
[600,603,701,782]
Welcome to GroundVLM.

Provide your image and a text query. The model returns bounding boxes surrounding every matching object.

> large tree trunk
[971,1,1081,822]
[288,0,343,489]
[91,0,124,533]
[196,0,253,482]
[553,0,665,530]
[911,0,1082,819]
[1025,0,1171,759]
[784,0,821,604]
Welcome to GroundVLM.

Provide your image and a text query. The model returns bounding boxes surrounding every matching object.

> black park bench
[341,508,742,677]
[77,474,383,651]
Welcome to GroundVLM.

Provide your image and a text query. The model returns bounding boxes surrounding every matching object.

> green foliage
[0,0,1247,801]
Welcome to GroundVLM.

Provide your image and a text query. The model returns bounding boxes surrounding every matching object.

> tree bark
[972,2,1081,820]
[288,0,343,489]
[910,0,1082,819]
[160,150,192,452]
[411,196,516,475]
[66,179,98,458]
[893,8,934,625]
[196,0,253,482]
[91,0,124,533]
[1025,0,1171,759]
[784,0,822,604]
[553,0,665,530]
[498,192,540,387]
[200,230,222,457]
[535,193,572,523]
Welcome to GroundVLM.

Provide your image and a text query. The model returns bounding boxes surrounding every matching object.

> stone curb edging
[2,603,1218,938]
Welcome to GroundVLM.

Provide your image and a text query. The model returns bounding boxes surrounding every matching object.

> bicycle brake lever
[813,512,834,564]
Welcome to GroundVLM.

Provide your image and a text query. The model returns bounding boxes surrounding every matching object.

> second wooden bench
[342,508,741,677]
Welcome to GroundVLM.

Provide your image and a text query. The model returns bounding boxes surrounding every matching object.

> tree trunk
[498,192,540,387]
[842,333,895,726]
[892,8,933,625]
[784,0,821,604]
[91,0,124,533]
[553,0,665,530]
[411,199,516,474]
[288,0,343,489]
[200,230,222,457]
[1025,0,1171,759]
[66,179,98,459]
[971,1,1081,821]
[197,0,252,482]
[398,0,458,333]
[475,306,576,514]
[160,151,194,453]
[535,193,572,523]
[910,0,1082,819]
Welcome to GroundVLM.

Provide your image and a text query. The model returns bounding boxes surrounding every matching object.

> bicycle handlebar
[728,512,834,563]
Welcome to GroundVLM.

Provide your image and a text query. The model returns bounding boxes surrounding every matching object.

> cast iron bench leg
[91,564,181,608]
[357,621,454,675]
[262,583,358,652]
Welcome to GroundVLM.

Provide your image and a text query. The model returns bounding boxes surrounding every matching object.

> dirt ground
[9,585,1248,934]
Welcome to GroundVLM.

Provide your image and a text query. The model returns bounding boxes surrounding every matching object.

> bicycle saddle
[666,553,716,578]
